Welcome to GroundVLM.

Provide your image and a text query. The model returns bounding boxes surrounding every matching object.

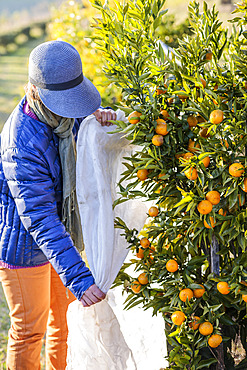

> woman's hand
[93,108,117,126]
[80,284,106,307]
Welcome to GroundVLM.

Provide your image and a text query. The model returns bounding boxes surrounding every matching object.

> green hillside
[0,37,45,130]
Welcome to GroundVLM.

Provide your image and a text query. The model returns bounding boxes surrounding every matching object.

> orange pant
[0,263,76,370]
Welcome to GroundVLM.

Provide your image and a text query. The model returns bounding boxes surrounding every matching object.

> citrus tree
[91,0,247,368]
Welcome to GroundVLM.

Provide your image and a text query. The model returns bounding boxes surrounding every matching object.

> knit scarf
[27,97,84,252]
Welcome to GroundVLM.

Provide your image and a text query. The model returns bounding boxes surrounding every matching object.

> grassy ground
[0,36,45,130]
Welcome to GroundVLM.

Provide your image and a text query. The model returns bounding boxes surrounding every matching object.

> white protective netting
[66,110,167,370]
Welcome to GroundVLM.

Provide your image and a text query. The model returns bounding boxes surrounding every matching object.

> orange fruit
[206,190,221,205]
[241,178,247,192]
[148,206,159,217]
[208,334,222,348]
[177,92,189,101]
[158,172,166,179]
[219,208,227,216]
[199,154,210,168]
[160,109,169,120]
[209,109,224,124]
[152,134,164,146]
[199,127,210,138]
[188,139,200,153]
[242,294,247,302]
[221,139,229,148]
[229,163,244,177]
[167,97,174,104]
[128,111,142,124]
[184,167,198,180]
[205,51,213,60]
[238,194,246,207]
[138,272,148,285]
[131,280,142,293]
[190,316,200,330]
[155,120,168,136]
[136,248,145,259]
[171,311,186,326]
[179,288,193,302]
[183,152,194,160]
[200,78,206,88]
[140,237,150,249]
[199,322,213,336]
[197,200,213,215]
[137,169,148,181]
[156,85,167,95]
[217,281,230,295]
[193,284,205,298]
[204,216,216,229]
[187,116,198,127]
[166,259,178,272]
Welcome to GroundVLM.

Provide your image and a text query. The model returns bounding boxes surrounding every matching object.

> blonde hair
[24,82,41,102]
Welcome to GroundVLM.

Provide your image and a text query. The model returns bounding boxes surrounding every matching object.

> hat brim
[37,76,101,118]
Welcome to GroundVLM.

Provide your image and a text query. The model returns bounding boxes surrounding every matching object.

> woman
[0,40,116,370]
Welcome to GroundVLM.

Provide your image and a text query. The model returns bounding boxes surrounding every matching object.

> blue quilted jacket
[0,97,94,300]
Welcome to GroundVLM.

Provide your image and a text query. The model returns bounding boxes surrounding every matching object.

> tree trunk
[211,235,225,369]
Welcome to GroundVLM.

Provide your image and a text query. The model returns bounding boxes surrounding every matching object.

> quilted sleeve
[1,145,94,300]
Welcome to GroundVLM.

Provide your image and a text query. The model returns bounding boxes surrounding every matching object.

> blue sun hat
[28,40,101,118]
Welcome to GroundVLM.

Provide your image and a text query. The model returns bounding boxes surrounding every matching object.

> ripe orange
[229,163,244,177]
[158,172,166,179]
[199,127,210,138]
[148,206,159,217]
[152,134,164,146]
[137,169,148,181]
[199,322,213,336]
[238,194,246,207]
[209,110,224,124]
[177,92,189,101]
[241,178,247,192]
[167,97,174,104]
[217,281,230,295]
[187,116,198,127]
[188,139,200,153]
[156,85,167,95]
[242,294,247,302]
[205,51,213,60]
[183,152,194,160]
[136,248,144,259]
[208,334,222,348]
[179,288,193,302]
[140,237,150,249]
[160,109,169,120]
[155,120,168,136]
[128,111,142,124]
[131,280,142,293]
[200,78,206,88]
[221,139,229,148]
[197,200,213,215]
[138,272,148,285]
[166,259,178,272]
[218,208,227,216]
[171,311,186,326]
[206,190,220,205]
[190,316,200,330]
[184,167,198,180]
[204,216,216,229]
[193,284,205,298]
[198,154,210,168]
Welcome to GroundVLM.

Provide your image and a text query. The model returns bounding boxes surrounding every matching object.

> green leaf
[197,358,218,369]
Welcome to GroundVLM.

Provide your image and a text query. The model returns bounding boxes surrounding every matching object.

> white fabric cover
[66,110,167,370]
